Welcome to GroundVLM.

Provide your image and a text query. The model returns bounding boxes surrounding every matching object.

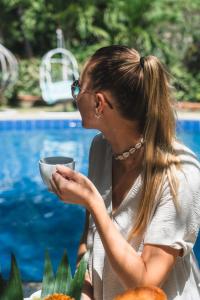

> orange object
[114,286,167,300]
[44,294,74,300]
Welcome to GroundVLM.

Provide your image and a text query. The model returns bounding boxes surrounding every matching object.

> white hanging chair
[40,29,79,104]
[0,43,18,93]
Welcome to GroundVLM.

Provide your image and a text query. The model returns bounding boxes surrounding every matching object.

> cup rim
[39,156,74,165]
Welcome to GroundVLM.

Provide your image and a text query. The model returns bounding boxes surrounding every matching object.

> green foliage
[41,251,55,297]
[41,250,88,300]
[50,251,72,295]
[0,251,88,300]
[68,255,88,300]
[4,58,41,104]
[0,254,23,300]
[16,58,41,96]
[0,0,200,102]
[172,65,200,102]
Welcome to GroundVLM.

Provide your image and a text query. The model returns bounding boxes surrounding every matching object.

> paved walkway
[176,110,200,120]
[0,110,81,120]
[0,109,200,120]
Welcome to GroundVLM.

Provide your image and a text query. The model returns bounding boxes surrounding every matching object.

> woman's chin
[81,120,89,128]
[81,120,96,129]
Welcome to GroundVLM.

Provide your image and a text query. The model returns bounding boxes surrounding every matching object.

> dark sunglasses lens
[71,80,80,99]
[73,85,80,98]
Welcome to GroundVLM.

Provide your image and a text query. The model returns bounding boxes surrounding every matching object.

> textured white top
[87,133,200,300]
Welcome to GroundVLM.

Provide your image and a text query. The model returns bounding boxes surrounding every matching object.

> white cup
[39,156,75,191]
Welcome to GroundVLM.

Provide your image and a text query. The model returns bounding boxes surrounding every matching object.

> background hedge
[0,0,200,103]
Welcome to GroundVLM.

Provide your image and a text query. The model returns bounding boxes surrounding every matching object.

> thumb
[56,165,83,183]
[56,165,75,178]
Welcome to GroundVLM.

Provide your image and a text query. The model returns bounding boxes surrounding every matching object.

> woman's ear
[95,92,112,112]
[95,93,105,113]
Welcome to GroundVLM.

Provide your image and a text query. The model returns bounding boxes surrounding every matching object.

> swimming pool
[0,119,199,281]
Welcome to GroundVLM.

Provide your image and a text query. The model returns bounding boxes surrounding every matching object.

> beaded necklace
[114,138,144,161]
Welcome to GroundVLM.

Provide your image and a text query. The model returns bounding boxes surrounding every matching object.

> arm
[77,210,94,300]
[88,198,180,288]
[51,166,181,289]
[77,210,89,265]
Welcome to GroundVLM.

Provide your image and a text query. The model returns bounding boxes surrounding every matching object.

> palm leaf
[41,251,55,298]
[0,273,6,295]
[41,250,87,299]
[68,252,88,300]
[2,254,23,300]
[53,250,72,294]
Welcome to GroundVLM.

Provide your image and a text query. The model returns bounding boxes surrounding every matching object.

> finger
[53,171,83,200]
[52,171,70,195]
[56,166,98,196]
[56,165,75,178]
[56,165,85,184]
[50,177,60,195]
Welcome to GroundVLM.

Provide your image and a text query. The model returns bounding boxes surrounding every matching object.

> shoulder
[91,132,108,146]
[173,141,200,184]
[174,140,199,163]
[159,141,200,218]
[90,133,110,154]
[158,141,200,212]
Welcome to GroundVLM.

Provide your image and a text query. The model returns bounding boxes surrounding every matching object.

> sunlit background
[0,0,200,283]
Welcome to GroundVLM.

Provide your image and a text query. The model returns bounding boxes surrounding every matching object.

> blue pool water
[0,119,199,281]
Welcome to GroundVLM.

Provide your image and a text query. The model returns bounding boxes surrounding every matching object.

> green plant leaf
[68,252,88,300]
[40,250,87,299]
[2,254,23,300]
[41,251,55,298]
[53,250,72,294]
[0,273,6,295]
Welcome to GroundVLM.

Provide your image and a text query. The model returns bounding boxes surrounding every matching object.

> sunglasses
[71,80,113,109]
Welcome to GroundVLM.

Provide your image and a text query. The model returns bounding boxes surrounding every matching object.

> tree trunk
[17,6,33,58]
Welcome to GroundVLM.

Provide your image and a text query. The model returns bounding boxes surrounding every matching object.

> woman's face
[75,73,97,129]
[75,63,115,129]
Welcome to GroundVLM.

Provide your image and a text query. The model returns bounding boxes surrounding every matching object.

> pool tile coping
[0,110,200,120]
[0,110,200,131]
[0,111,81,120]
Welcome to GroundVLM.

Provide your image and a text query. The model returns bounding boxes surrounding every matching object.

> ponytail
[129,56,180,238]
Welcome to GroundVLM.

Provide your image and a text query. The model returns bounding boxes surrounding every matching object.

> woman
[50,45,200,300]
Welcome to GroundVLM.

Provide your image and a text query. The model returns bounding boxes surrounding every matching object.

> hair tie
[140,56,145,68]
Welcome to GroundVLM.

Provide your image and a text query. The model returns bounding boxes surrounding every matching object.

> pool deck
[0,109,200,120]
[0,110,82,120]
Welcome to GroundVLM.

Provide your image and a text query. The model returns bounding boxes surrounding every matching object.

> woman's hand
[50,165,103,209]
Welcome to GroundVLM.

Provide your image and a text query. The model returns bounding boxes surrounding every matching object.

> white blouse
[87,133,200,300]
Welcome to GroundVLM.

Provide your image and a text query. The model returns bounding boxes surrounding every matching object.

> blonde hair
[129,55,180,237]
[86,45,180,237]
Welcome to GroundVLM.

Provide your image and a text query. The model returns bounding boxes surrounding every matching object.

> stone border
[0,110,81,120]
[1,109,200,121]
[176,102,200,111]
